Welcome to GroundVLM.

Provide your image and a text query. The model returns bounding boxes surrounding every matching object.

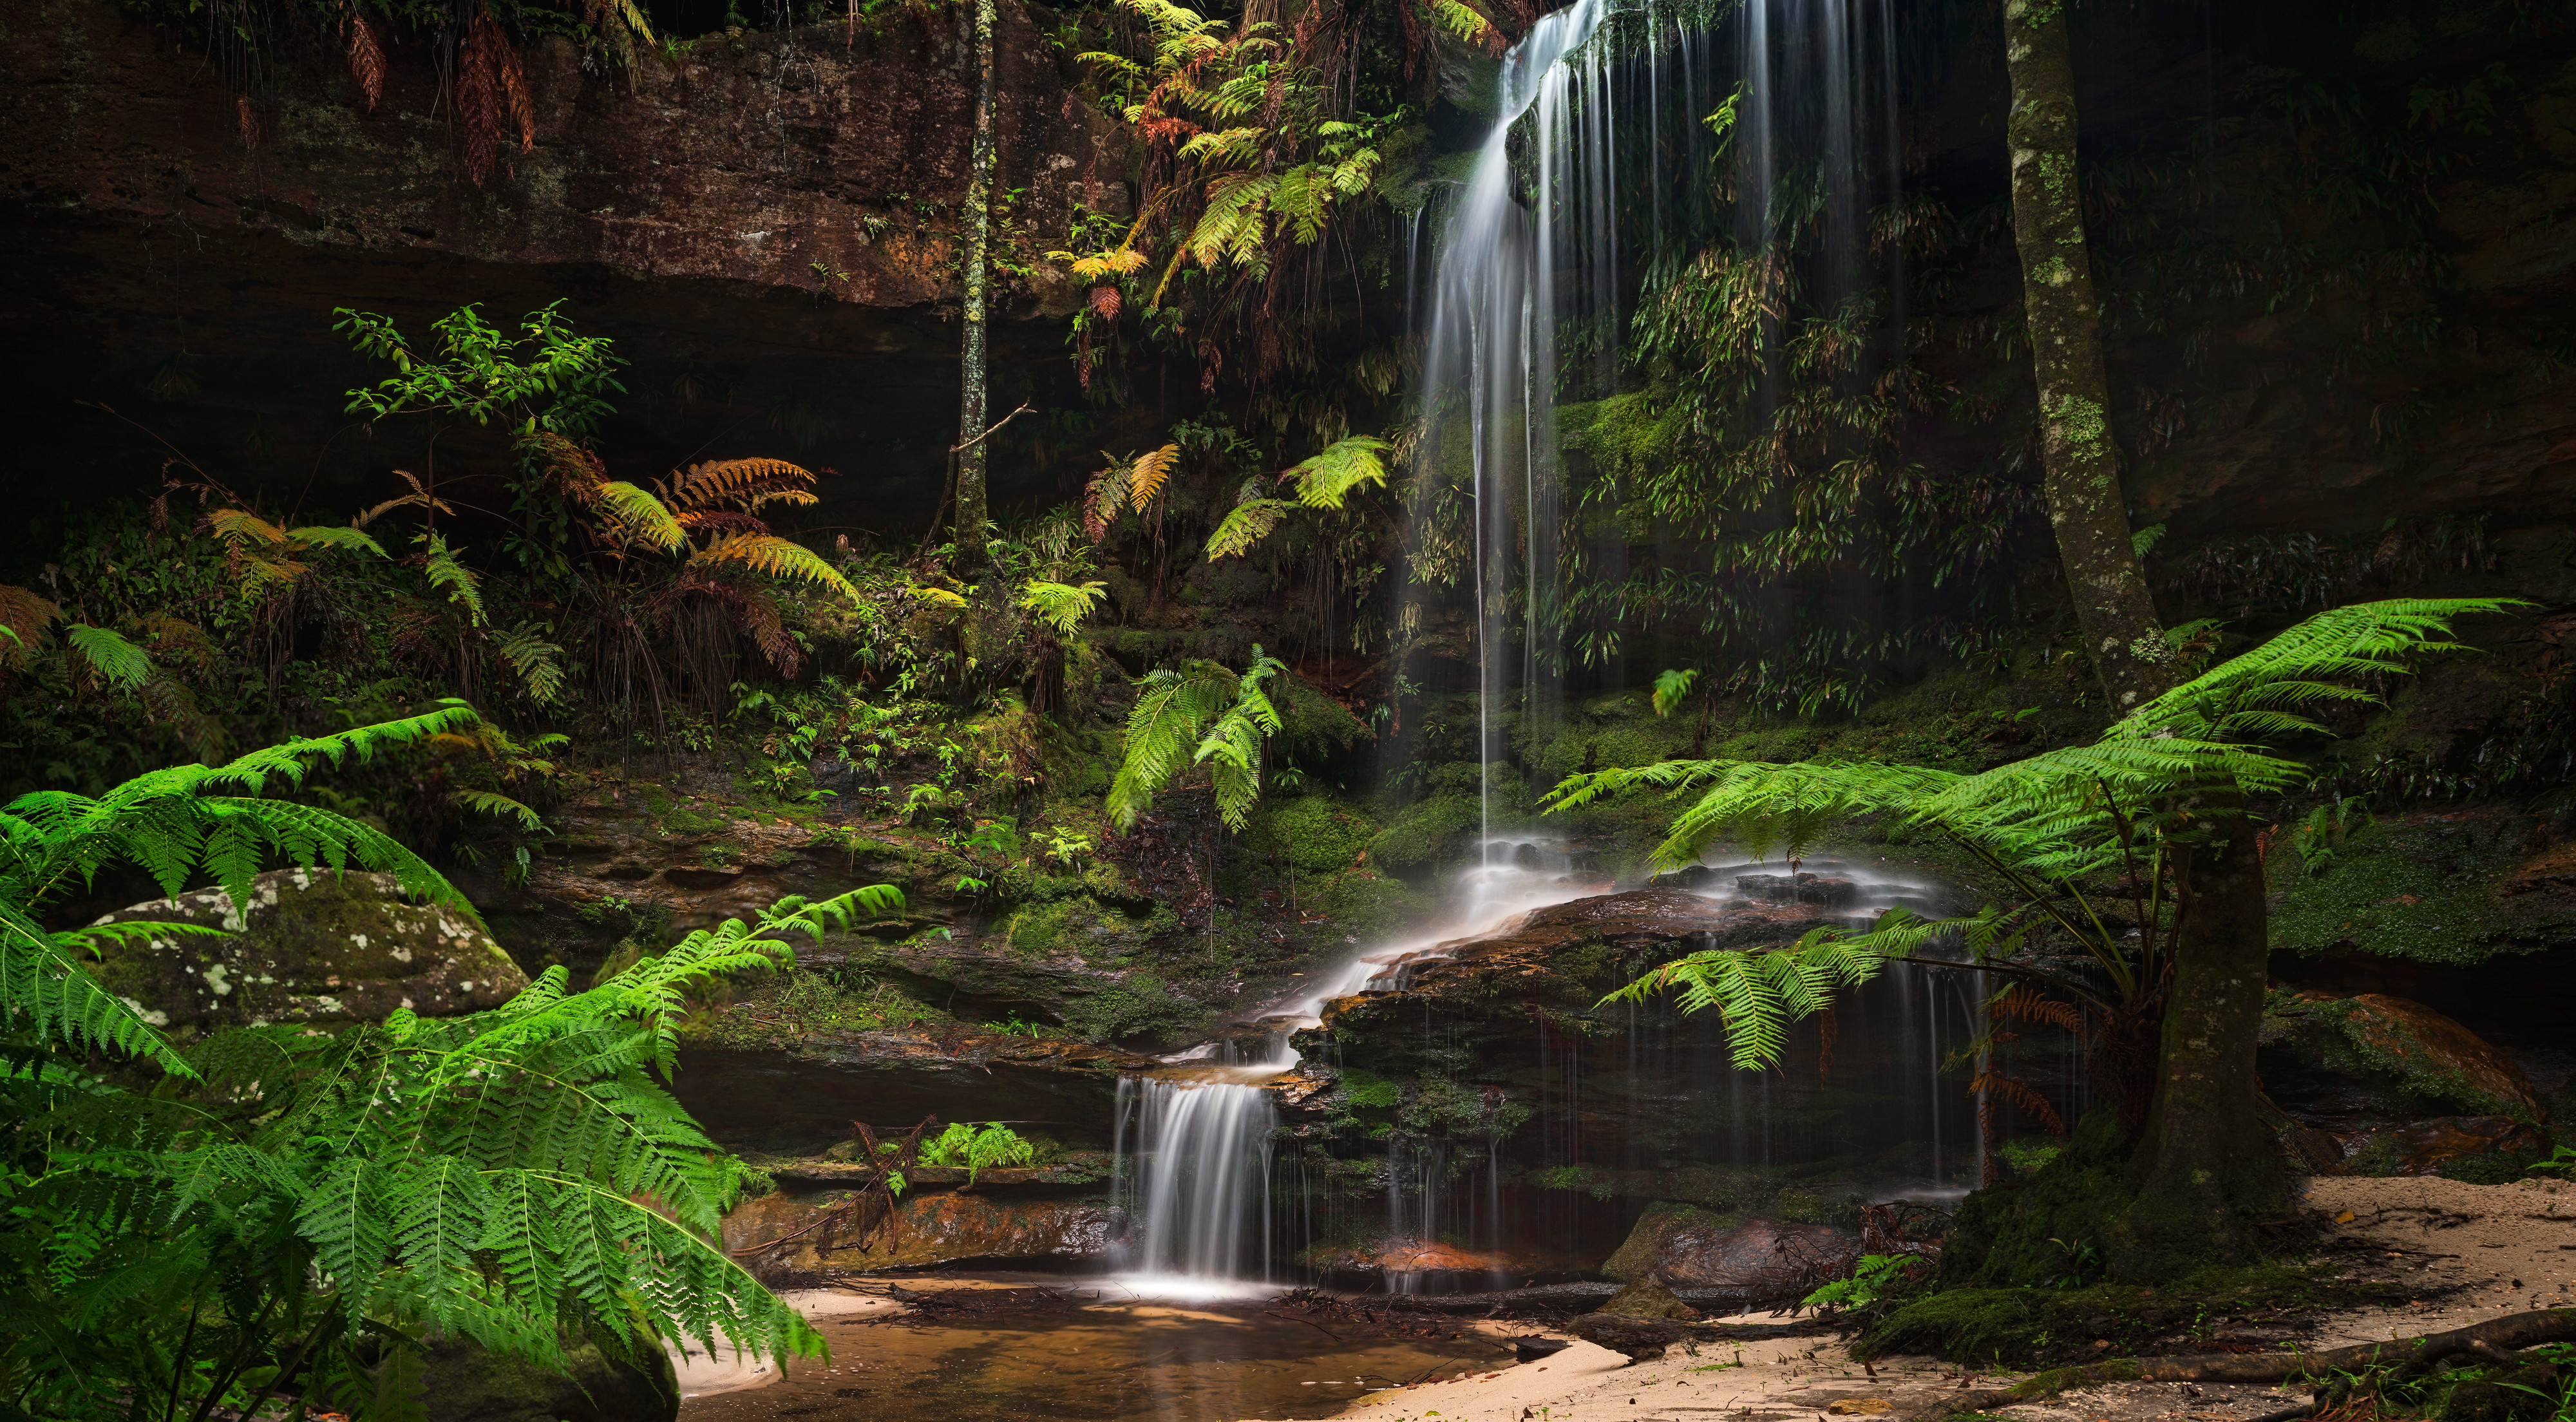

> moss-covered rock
[2269,815,2576,967]
[2262,992,2546,1125]
[87,868,526,1033]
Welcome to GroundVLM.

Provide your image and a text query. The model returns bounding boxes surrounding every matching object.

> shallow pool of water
[679,1277,1514,1422]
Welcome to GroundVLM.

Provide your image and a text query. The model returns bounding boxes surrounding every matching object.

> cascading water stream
[1112,0,1992,1296]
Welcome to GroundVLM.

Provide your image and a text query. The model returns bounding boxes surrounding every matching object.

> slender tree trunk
[2001,0,2166,710]
[954,0,997,573]
[1998,0,2285,1280]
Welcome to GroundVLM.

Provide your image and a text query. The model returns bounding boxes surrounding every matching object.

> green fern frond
[691,533,860,602]
[1107,661,1238,831]
[492,622,567,705]
[588,480,689,553]
[1651,668,1699,718]
[1018,580,1108,635]
[417,533,487,627]
[1285,435,1391,508]
[287,525,388,556]
[63,625,151,691]
[1204,498,1293,560]
[450,790,544,832]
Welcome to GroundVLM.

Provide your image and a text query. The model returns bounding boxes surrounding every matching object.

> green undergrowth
[680,966,943,1047]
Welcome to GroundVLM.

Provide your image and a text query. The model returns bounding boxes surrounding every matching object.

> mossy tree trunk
[954,0,997,574]
[1998,0,2285,1280]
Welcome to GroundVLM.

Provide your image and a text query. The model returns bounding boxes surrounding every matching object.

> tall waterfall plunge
[1112,0,1962,1296]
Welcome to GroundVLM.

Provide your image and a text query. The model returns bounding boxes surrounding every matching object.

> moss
[681,967,940,1048]
[1938,1111,2136,1289]
[2268,817,2573,965]
[1370,791,1479,874]
[2313,997,2537,1121]
[1249,792,1380,874]
[1054,972,1201,1045]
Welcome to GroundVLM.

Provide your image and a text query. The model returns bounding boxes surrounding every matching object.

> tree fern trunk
[955,0,996,573]
[2001,0,2166,710]
[1999,0,2284,1280]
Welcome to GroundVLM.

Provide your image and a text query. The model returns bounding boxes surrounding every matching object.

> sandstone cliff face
[2,0,1124,310]
[0,0,1137,524]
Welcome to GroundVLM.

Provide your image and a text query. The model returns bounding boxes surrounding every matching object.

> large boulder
[87,869,526,1033]
[2260,992,2547,1129]
[1602,1205,1853,1290]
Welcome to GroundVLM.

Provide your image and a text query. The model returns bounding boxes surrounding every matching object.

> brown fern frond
[1990,987,2084,1035]
[460,12,505,186]
[1969,1071,2065,1137]
[0,585,59,667]
[204,508,288,547]
[675,510,767,535]
[345,5,386,112]
[531,431,607,502]
[1088,285,1122,321]
[237,94,261,155]
[497,17,535,156]
[1126,443,1182,511]
[663,458,821,514]
[677,573,799,676]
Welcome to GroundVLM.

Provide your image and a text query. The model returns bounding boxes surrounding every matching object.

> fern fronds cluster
[1107,647,1289,830]
[0,719,906,1417]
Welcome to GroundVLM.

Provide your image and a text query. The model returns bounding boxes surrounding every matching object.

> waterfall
[1112,0,1942,1294]
[1414,0,1616,848]
[1113,1076,1279,1292]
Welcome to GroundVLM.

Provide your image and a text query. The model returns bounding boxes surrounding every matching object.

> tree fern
[1567,600,2519,1071]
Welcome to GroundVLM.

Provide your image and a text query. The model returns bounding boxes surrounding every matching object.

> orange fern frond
[354,470,453,527]
[345,5,386,112]
[675,510,768,535]
[204,509,288,547]
[1991,987,2084,1034]
[1127,443,1182,511]
[1969,1071,2065,1137]
[691,533,858,600]
[661,457,822,514]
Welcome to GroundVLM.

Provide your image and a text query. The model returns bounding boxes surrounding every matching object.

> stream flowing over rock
[86,869,526,1032]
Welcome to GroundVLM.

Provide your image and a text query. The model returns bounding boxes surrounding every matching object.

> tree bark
[954,0,997,573]
[2000,0,2168,711]
[1997,0,2286,1279]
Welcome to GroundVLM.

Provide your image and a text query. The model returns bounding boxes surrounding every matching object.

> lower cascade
[1113,1076,1281,1289]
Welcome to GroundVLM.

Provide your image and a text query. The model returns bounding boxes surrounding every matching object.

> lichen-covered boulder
[87,869,526,1032]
